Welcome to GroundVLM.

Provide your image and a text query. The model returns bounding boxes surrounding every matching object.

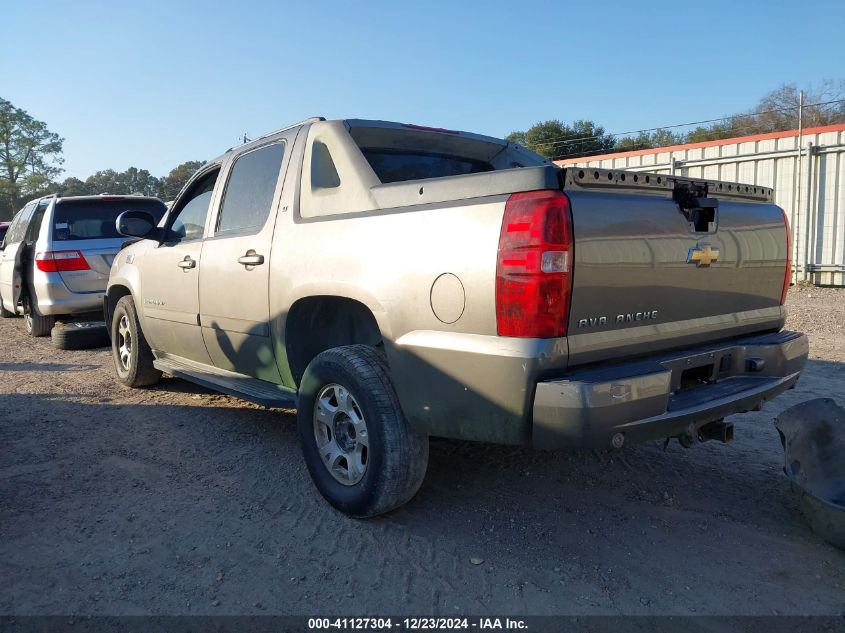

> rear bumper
[532,330,808,449]
[30,276,105,316]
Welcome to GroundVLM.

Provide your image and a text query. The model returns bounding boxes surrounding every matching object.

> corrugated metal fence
[556,123,845,286]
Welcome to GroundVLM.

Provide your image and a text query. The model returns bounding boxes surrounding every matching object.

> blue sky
[3,0,844,178]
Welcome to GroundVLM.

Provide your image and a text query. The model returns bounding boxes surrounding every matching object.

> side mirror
[116,210,158,239]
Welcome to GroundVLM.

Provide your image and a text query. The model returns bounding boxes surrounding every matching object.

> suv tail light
[496,190,573,337]
[35,250,90,273]
[780,209,791,305]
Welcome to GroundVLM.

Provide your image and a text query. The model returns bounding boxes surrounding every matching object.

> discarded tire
[51,321,110,350]
[775,398,845,550]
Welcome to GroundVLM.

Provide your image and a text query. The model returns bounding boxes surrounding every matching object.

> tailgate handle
[177,256,196,270]
[237,251,265,267]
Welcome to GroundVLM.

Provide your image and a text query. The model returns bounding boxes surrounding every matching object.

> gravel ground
[1,288,844,616]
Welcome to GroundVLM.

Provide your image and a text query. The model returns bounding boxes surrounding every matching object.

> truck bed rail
[561,166,774,203]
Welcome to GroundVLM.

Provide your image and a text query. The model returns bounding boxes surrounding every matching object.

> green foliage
[57,177,89,197]
[510,80,845,160]
[0,97,64,220]
[161,161,204,200]
[506,119,614,160]
[613,129,685,152]
[53,161,204,202]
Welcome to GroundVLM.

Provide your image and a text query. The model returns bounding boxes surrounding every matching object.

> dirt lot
[1,287,844,616]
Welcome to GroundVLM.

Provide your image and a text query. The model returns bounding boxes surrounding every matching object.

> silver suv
[0,194,166,336]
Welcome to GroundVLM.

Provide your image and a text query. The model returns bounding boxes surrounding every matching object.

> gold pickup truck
[105,118,807,516]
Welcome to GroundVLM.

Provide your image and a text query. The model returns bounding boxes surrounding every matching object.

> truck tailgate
[563,168,788,367]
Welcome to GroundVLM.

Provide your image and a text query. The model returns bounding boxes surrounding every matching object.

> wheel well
[105,285,132,326]
[286,296,383,386]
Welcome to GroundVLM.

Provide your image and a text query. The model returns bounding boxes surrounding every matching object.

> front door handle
[177,256,196,269]
[237,250,265,267]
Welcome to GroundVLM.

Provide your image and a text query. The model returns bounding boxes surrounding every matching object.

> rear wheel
[111,295,161,387]
[297,344,428,517]
[22,295,54,337]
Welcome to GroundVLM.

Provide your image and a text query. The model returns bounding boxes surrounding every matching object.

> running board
[153,354,297,408]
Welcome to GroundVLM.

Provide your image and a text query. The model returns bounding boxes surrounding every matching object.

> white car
[0,194,166,336]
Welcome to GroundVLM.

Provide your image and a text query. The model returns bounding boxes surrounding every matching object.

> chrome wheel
[117,314,132,371]
[313,383,369,486]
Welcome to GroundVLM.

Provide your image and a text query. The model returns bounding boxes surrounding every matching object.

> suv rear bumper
[30,277,105,316]
[532,330,808,449]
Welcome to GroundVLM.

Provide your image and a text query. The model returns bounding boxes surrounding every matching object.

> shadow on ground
[1,364,844,616]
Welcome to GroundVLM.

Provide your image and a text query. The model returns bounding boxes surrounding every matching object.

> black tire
[0,295,13,318]
[51,321,110,350]
[110,295,161,388]
[22,295,54,337]
[297,344,428,518]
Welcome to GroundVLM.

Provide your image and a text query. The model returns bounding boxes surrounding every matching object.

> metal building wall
[556,124,845,286]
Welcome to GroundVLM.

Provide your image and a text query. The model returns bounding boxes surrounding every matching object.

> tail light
[780,209,791,305]
[496,190,573,337]
[35,250,90,273]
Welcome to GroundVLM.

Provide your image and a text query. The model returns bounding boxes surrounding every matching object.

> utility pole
[793,90,804,282]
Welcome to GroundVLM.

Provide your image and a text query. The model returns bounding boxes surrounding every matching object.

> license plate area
[663,352,723,393]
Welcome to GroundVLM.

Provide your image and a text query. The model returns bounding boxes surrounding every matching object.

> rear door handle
[177,256,196,269]
[237,251,265,266]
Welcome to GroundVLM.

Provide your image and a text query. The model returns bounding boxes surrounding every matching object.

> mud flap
[775,398,845,549]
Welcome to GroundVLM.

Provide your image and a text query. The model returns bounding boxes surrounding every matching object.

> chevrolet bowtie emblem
[687,243,720,267]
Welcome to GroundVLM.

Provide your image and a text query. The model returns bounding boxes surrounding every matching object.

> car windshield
[53,198,167,241]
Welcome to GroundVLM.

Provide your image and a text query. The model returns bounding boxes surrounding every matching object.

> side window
[311,141,340,189]
[2,212,22,246]
[216,143,284,234]
[6,204,34,244]
[168,169,219,242]
[24,202,49,242]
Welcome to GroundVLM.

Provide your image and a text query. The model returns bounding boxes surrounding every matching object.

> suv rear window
[360,149,494,184]
[53,198,167,241]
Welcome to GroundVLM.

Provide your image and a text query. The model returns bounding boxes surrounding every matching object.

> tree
[75,167,162,197]
[57,176,91,197]
[83,169,126,196]
[687,80,845,143]
[0,97,64,220]
[122,167,161,197]
[614,128,684,152]
[506,119,614,160]
[161,160,204,200]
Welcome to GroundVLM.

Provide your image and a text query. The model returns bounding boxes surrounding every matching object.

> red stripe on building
[553,122,845,166]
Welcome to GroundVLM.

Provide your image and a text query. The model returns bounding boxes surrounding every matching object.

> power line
[522,98,845,152]
[551,114,845,161]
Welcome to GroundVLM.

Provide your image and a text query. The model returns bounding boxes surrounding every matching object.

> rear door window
[53,199,167,241]
[360,149,493,184]
[216,143,285,234]
[24,200,50,242]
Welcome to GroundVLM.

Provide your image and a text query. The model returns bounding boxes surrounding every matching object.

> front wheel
[111,295,161,387]
[22,295,54,337]
[297,345,428,517]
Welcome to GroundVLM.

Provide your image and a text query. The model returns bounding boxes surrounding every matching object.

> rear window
[53,199,167,241]
[360,149,494,184]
